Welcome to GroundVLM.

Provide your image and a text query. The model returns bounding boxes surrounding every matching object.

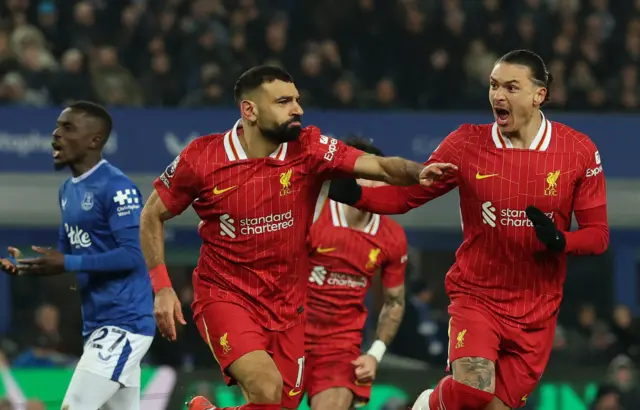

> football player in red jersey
[329,50,609,410]
[304,137,408,410]
[139,66,456,410]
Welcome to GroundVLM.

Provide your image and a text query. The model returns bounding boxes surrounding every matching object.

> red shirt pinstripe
[305,200,408,351]
[154,120,364,330]
[358,113,607,328]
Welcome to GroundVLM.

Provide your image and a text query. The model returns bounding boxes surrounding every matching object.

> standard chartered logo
[481,201,554,228]
[219,210,294,238]
[309,266,367,288]
[219,214,236,238]
[481,202,497,227]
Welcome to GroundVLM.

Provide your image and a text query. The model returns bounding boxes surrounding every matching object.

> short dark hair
[496,49,553,104]
[67,101,113,144]
[343,135,384,156]
[233,65,294,103]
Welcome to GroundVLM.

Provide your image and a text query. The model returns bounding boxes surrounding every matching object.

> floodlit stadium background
[0,0,639,409]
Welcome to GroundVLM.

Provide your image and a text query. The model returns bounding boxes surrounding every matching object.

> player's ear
[240,99,258,123]
[533,86,546,107]
[89,134,102,149]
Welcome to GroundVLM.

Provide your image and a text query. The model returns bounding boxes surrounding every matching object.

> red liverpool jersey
[428,114,607,327]
[356,113,607,327]
[305,200,408,350]
[154,120,364,330]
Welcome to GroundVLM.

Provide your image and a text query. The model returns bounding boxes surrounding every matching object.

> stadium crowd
[0,0,639,110]
[1,0,640,408]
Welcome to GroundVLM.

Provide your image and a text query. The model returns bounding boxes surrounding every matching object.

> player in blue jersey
[0,101,155,410]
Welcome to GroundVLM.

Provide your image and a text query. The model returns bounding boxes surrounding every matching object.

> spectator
[610,304,640,360]
[566,303,614,364]
[604,355,640,409]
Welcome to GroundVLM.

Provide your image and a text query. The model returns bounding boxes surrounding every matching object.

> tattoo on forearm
[452,357,495,393]
[376,285,405,345]
[382,158,423,186]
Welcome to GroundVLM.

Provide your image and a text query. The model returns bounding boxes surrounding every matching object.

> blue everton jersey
[58,160,155,337]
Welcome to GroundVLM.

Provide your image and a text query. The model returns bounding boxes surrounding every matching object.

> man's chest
[60,189,106,248]
[460,147,581,211]
[311,225,387,275]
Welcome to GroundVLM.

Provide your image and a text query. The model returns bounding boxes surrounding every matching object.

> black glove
[328,178,362,206]
[525,206,566,252]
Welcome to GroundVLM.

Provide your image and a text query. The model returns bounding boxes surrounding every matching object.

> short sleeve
[307,129,364,178]
[153,148,200,216]
[574,144,607,211]
[106,177,143,232]
[381,224,408,289]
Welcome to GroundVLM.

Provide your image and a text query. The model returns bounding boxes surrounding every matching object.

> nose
[292,101,304,116]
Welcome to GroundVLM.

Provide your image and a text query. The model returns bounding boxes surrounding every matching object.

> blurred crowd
[0,0,639,110]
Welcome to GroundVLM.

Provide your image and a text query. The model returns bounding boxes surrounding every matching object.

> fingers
[31,246,49,254]
[174,301,187,325]
[8,247,22,259]
[157,310,177,341]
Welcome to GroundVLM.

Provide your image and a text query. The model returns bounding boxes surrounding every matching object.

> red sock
[221,405,280,410]
[428,375,494,410]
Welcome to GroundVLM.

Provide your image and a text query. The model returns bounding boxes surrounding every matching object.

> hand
[154,287,187,341]
[0,247,22,276]
[525,206,566,252]
[419,163,458,187]
[352,354,378,383]
[17,246,65,275]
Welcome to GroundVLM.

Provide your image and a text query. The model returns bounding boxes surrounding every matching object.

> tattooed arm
[451,357,496,393]
[375,284,406,345]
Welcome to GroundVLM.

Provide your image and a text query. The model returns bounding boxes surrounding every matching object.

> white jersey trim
[491,111,552,151]
[223,119,289,161]
[329,200,380,235]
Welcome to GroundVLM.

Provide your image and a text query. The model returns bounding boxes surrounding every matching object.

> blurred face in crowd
[489,62,547,133]
[52,108,103,170]
[242,80,303,143]
[613,305,632,327]
[36,304,59,333]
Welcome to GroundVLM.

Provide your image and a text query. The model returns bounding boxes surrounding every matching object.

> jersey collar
[491,111,552,151]
[71,159,108,184]
[329,200,380,235]
[223,119,288,161]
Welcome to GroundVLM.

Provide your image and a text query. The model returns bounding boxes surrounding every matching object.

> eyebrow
[490,77,520,85]
[274,95,299,102]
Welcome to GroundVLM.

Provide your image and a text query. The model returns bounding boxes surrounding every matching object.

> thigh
[62,369,120,410]
[448,303,500,393]
[495,323,555,408]
[447,303,501,366]
[102,386,140,410]
[76,326,153,387]
[268,322,306,409]
[305,348,370,408]
[195,301,269,386]
[310,387,354,410]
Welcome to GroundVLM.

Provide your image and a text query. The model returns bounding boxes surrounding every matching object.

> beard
[259,116,302,143]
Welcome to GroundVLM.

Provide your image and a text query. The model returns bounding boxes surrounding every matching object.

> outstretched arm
[329,166,458,215]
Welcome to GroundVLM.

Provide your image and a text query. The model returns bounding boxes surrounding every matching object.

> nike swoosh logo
[316,247,336,253]
[288,389,302,396]
[213,185,237,195]
[475,172,499,180]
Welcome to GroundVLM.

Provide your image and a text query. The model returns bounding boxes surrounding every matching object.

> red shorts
[447,302,555,409]
[194,301,305,409]
[304,346,371,407]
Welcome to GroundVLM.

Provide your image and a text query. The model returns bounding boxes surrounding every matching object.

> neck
[240,120,280,158]
[503,111,542,149]
[343,204,373,230]
[70,156,102,177]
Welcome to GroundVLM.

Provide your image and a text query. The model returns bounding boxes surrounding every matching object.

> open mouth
[494,108,510,126]
[52,142,62,159]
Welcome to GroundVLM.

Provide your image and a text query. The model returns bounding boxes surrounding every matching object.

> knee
[243,369,283,403]
[310,389,353,410]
